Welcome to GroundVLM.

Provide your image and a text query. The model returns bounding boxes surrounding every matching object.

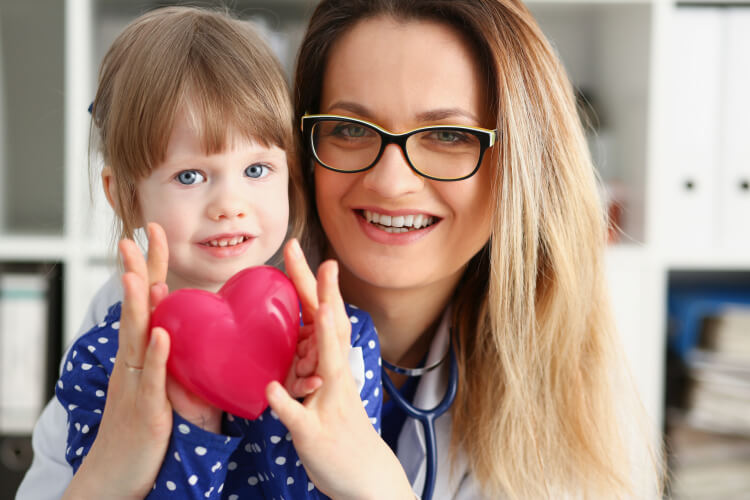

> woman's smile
[360,209,439,232]
[353,208,441,245]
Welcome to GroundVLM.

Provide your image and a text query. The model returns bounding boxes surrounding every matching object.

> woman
[19,0,660,498]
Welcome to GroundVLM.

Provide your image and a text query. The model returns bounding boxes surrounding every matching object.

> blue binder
[668,285,750,359]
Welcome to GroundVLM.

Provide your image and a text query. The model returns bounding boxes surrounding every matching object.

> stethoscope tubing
[381,342,458,500]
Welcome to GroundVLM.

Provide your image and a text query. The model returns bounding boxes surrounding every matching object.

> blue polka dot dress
[56,302,382,499]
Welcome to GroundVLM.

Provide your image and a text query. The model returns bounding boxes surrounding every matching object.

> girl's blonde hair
[92,6,305,243]
[296,0,661,497]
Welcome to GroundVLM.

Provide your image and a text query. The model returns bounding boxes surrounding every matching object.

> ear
[101,166,119,214]
[102,166,144,228]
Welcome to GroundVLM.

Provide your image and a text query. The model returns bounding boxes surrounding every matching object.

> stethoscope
[381,332,458,500]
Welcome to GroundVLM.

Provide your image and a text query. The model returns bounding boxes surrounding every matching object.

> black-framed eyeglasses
[301,114,497,181]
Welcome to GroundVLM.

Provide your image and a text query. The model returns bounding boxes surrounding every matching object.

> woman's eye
[244,164,269,179]
[175,170,205,185]
[434,130,468,143]
[332,124,369,138]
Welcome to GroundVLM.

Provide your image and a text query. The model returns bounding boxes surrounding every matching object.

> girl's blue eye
[244,164,269,179]
[176,170,205,185]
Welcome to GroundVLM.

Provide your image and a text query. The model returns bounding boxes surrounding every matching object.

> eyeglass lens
[311,120,482,180]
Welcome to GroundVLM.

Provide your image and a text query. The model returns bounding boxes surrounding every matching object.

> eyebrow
[325,101,481,125]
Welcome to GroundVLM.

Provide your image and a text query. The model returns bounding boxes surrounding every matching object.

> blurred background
[0,0,748,497]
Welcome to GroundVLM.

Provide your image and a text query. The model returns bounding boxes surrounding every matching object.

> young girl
[54,7,381,499]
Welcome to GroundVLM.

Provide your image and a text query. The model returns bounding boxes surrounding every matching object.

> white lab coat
[16,274,486,499]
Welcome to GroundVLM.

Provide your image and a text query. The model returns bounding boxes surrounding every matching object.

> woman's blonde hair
[92,6,305,244]
[296,0,661,497]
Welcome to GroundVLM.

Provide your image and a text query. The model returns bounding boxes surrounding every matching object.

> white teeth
[362,210,436,231]
[207,236,245,247]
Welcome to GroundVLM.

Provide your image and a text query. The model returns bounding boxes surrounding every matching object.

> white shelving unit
[528,0,664,432]
[1,0,749,463]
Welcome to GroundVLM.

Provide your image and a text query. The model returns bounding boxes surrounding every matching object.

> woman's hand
[63,224,173,499]
[266,240,414,500]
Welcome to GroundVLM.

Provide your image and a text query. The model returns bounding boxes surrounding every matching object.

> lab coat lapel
[395,308,470,499]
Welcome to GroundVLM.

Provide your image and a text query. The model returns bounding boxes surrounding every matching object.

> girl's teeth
[392,216,405,228]
[404,214,414,227]
[207,236,245,247]
[380,214,392,226]
[413,214,424,228]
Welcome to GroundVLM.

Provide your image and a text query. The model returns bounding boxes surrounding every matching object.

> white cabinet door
[721,9,750,249]
[663,9,722,250]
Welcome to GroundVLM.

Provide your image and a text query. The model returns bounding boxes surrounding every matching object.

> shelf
[0,237,69,262]
[664,252,750,271]
[0,235,112,263]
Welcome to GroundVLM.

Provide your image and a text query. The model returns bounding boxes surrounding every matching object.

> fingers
[119,238,148,283]
[296,376,323,397]
[146,223,169,288]
[298,324,315,341]
[139,327,170,414]
[316,260,342,310]
[149,282,169,311]
[316,261,351,350]
[118,227,167,370]
[295,341,318,377]
[266,381,309,435]
[297,332,315,357]
[119,270,150,370]
[284,239,318,324]
[315,303,344,380]
[285,369,323,399]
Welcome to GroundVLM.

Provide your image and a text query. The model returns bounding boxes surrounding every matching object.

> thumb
[266,381,309,436]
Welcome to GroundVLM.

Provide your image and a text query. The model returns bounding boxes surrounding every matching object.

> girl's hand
[284,324,323,398]
[266,240,413,499]
[144,228,223,433]
[127,224,223,433]
[63,223,173,499]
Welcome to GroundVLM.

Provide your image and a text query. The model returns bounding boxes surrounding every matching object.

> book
[0,273,48,434]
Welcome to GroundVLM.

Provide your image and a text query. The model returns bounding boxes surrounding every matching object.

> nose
[361,143,424,197]
[206,179,247,221]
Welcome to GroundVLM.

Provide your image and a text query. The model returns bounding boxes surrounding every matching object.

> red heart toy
[150,266,299,420]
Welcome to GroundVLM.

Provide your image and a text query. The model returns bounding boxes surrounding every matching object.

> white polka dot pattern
[55,301,382,499]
